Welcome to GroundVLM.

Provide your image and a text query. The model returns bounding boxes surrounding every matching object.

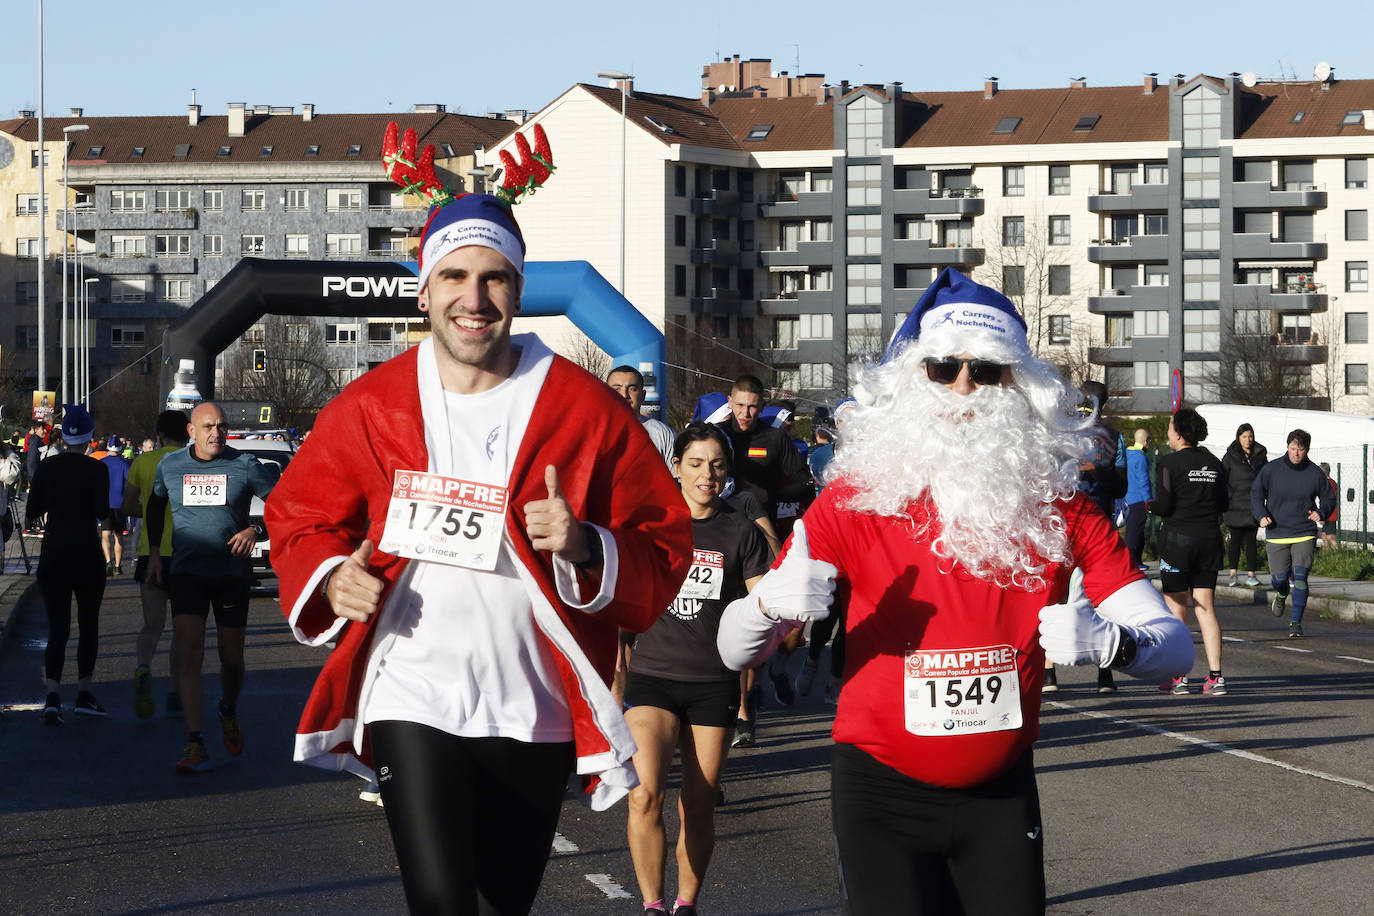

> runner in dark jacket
[1221,423,1267,587]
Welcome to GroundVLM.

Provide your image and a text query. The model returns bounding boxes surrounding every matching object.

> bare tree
[561,329,612,379]
[974,206,1085,358]
[220,317,338,429]
[90,349,166,441]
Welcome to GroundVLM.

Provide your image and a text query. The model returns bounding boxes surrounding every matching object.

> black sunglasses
[922,357,1011,386]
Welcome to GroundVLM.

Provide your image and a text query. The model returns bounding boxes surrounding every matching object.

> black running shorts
[169,574,252,628]
[1158,528,1223,592]
[623,671,740,728]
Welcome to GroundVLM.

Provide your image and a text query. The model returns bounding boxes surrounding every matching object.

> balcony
[689,287,742,314]
[758,191,832,219]
[1088,345,1134,364]
[891,237,985,267]
[1232,181,1327,210]
[1231,286,1329,313]
[93,254,197,275]
[1232,233,1328,260]
[690,238,740,266]
[1087,234,1168,263]
[759,240,834,268]
[363,205,428,228]
[54,206,99,231]
[691,189,742,217]
[74,209,200,231]
[1087,184,1169,212]
[1087,284,1172,313]
[891,188,985,217]
[1274,342,1328,364]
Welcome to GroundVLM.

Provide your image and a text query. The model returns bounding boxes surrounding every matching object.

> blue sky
[3,0,1369,120]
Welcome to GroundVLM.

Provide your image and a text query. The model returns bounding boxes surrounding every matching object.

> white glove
[1038,595,1120,668]
[753,520,838,623]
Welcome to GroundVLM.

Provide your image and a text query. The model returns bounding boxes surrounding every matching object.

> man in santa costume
[266,189,692,915]
[717,268,1193,915]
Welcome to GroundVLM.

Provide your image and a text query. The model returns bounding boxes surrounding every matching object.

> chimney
[1070,77,1087,89]
[69,107,83,117]
[188,104,201,126]
[1143,73,1157,95]
[984,78,998,100]
[1170,74,1185,90]
[889,81,903,98]
[302,103,314,121]
[18,109,34,118]
[814,83,830,105]
[839,80,850,96]
[618,78,635,99]
[228,102,246,138]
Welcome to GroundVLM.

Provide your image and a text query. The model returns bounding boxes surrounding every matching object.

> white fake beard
[830,367,1084,592]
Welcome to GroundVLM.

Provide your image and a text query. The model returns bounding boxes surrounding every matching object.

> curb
[1149,576,1374,627]
[0,574,40,658]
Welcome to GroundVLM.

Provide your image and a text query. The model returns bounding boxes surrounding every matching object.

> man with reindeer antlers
[267,124,692,915]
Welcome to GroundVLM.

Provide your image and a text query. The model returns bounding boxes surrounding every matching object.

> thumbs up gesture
[326,538,385,622]
[524,465,590,563]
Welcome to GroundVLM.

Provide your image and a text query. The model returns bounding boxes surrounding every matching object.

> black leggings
[831,743,1045,916]
[38,557,106,683]
[808,582,849,678]
[1227,525,1259,571]
[368,722,575,916]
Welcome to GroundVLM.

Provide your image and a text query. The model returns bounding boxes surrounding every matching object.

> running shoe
[177,740,212,774]
[1289,622,1304,638]
[165,692,183,718]
[133,666,155,720]
[73,691,107,717]
[1169,676,1190,696]
[824,678,841,705]
[795,658,818,697]
[1245,575,1261,588]
[1042,669,1059,693]
[219,706,244,756]
[673,905,698,916]
[1096,669,1117,694]
[769,666,795,707]
[1202,675,1228,696]
[42,692,62,726]
[1227,575,1238,587]
[731,719,755,748]
[1270,593,1287,618]
[358,780,383,807]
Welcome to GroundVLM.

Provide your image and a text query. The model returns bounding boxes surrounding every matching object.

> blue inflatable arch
[160,257,666,411]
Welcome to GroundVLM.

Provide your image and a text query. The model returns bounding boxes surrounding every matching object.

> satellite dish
[718,84,727,92]
[1314,61,1332,82]
[1241,72,1258,88]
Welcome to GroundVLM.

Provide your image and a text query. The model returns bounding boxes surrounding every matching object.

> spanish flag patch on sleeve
[748,447,768,458]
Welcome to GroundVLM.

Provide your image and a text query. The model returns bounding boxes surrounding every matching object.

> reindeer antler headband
[382,121,554,209]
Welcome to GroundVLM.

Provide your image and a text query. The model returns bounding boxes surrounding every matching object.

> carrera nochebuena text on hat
[884,267,1030,364]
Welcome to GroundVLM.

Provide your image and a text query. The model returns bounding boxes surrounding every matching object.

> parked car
[228,432,294,579]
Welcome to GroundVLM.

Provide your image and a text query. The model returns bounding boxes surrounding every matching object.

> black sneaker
[1097,669,1117,694]
[1042,669,1059,694]
[42,692,62,726]
[73,691,107,717]
[769,668,795,707]
[731,719,755,748]
[1289,622,1304,638]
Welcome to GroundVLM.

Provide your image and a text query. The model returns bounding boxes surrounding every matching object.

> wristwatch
[574,523,604,570]
[1109,626,1138,669]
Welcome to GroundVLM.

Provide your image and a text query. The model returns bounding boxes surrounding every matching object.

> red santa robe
[266,335,692,809]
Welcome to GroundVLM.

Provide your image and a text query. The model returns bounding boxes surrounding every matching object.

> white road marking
[585,874,633,899]
[1222,636,1246,643]
[1335,655,1374,665]
[551,833,579,854]
[1047,701,1374,794]
[1273,645,1314,654]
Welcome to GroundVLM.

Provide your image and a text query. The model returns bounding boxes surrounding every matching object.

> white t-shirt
[641,416,675,467]
[363,345,574,742]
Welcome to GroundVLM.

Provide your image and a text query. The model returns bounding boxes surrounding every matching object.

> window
[777,172,805,202]
[1144,264,1169,286]
[84,145,103,158]
[674,166,686,197]
[1144,163,1168,184]
[1048,215,1070,246]
[110,189,145,212]
[1184,258,1220,301]
[812,171,832,193]
[1184,361,1220,403]
[847,263,881,305]
[992,116,1021,135]
[1347,158,1368,189]
[740,221,755,251]
[799,314,833,340]
[259,145,274,157]
[1049,164,1070,195]
[1346,364,1369,395]
[327,188,362,211]
[1182,87,1222,147]
[846,95,883,157]
[812,220,832,242]
[347,144,362,156]
[286,323,310,344]
[1341,110,1364,126]
[1282,160,1315,191]
[1348,261,1369,293]
[1291,111,1305,124]
[15,193,46,214]
[1074,114,1101,132]
[899,266,934,289]
[1134,311,1169,337]
[673,215,686,247]
[1280,313,1312,344]
[285,234,309,256]
[1144,214,1168,235]
[111,278,148,303]
[745,124,773,141]
[847,313,883,359]
[241,189,265,211]
[941,219,973,248]
[15,326,39,349]
[110,324,146,347]
[217,145,232,157]
[1346,210,1369,241]
[16,237,43,259]
[1002,266,1025,296]
[1105,315,1132,347]
[644,115,676,135]
[1134,361,1170,388]
[846,214,881,255]
[1048,315,1071,345]
[1110,165,1135,194]
[155,234,190,255]
[1346,313,1368,343]
[1048,265,1071,296]
[155,190,190,210]
[204,189,223,211]
[779,222,803,251]
[903,218,931,241]
[773,318,798,349]
[30,149,50,167]
[1235,310,1267,336]
[1184,207,1220,250]
[305,144,320,157]
[1003,165,1025,197]
[285,189,309,211]
[14,281,38,304]
[326,233,361,255]
[1183,157,1219,199]
[846,164,881,206]
[242,234,266,255]
[1111,215,1138,241]
[204,234,223,257]
[175,143,190,159]
[244,324,266,344]
[110,235,145,256]
[163,279,191,301]
[1184,310,1220,351]
[326,323,360,345]
[673,265,686,297]
[1003,216,1025,247]
[800,362,834,389]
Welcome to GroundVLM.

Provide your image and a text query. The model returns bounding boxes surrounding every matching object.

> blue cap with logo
[884,267,1029,364]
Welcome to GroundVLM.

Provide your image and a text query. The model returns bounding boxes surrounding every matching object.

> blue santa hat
[691,392,731,424]
[417,194,526,292]
[759,405,791,429]
[883,267,1029,364]
[61,404,95,445]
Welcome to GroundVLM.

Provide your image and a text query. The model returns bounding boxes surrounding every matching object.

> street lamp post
[596,69,631,294]
[61,123,89,406]
[82,275,97,404]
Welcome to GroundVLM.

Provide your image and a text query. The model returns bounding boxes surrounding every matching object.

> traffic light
[252,349,267,372]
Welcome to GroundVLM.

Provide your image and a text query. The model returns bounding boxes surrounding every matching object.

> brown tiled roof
[897,84,1171,148]
[710,96,836,151]
[575,85,743,151]
[1238,79,1374,138]
[0,111,510,164]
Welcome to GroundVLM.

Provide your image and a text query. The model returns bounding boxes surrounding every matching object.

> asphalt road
[1,580,1371,916]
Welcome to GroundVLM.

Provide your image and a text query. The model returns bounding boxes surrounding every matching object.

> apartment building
[0,103,511,396]
[487,59,1374,413]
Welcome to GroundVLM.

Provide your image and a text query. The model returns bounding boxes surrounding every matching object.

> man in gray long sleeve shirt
[1250,428,1336,636]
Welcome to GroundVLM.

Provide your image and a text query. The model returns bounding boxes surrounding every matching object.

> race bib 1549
[903,644,1022,737]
